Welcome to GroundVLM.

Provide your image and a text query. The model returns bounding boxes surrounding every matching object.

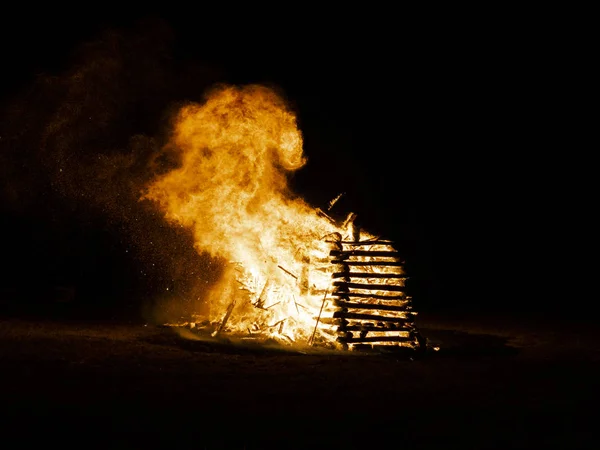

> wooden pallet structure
[325,233,425,352]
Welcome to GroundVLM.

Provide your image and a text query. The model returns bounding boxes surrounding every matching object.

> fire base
[167,233,426,354]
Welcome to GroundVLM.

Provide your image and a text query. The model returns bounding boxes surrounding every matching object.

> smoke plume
[0,18,229,321]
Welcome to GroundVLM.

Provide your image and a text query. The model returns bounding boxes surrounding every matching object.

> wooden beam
[333,300,411,312]
[330,250,403,258]
[332,272,409,279]
[339,324,413,332]
[338,336,414,343]
[340,240,395,246]
[330,260,405,267]
[333,311,413,322]
[212,299,236,337]
[332,292,407,301]
[333,281,407,292]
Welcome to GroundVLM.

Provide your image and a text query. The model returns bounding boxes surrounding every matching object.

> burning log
[332,281,407,292]
[212,298,236,337]
[332,292,407,301]
[340,324,412,332]
[333,311,413,323]
[329,250,403,259]
[330,260,406,267]
[332,300,410,312]
[340,239,395,246]
[332,272,408,279]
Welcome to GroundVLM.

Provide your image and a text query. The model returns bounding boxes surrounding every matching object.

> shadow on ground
[420,328,521,359]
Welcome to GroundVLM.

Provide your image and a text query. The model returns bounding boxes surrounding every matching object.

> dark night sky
[0,9,585,319]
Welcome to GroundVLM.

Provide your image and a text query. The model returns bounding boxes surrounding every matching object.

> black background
[0,7,585,321]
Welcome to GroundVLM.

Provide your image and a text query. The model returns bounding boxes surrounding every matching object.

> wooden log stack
[327,234,424,352]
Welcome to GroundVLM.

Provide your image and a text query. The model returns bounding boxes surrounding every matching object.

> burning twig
[253,279,271,309]
[341,212,357,231]
[212,299,236,337]
[295,301,308,310]
[265,301,281,309]
[315,208,337,226]
[277,265,298,279]
[308,289,329,346]
[268,319,286,329]
[328,192,345,211]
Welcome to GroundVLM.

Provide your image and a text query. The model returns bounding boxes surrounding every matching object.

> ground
[1,310,598,449]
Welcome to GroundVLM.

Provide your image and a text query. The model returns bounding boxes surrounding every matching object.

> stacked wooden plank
[327,234,423,351]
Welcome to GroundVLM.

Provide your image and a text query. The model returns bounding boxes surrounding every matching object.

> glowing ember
[143,84,422,351]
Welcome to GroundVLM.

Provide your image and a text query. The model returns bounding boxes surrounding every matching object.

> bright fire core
[143,84,418,350]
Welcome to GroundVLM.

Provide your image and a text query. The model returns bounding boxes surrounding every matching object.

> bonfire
[144,84,424,352]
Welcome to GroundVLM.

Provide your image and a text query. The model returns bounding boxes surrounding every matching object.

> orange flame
[143,84,357,344]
